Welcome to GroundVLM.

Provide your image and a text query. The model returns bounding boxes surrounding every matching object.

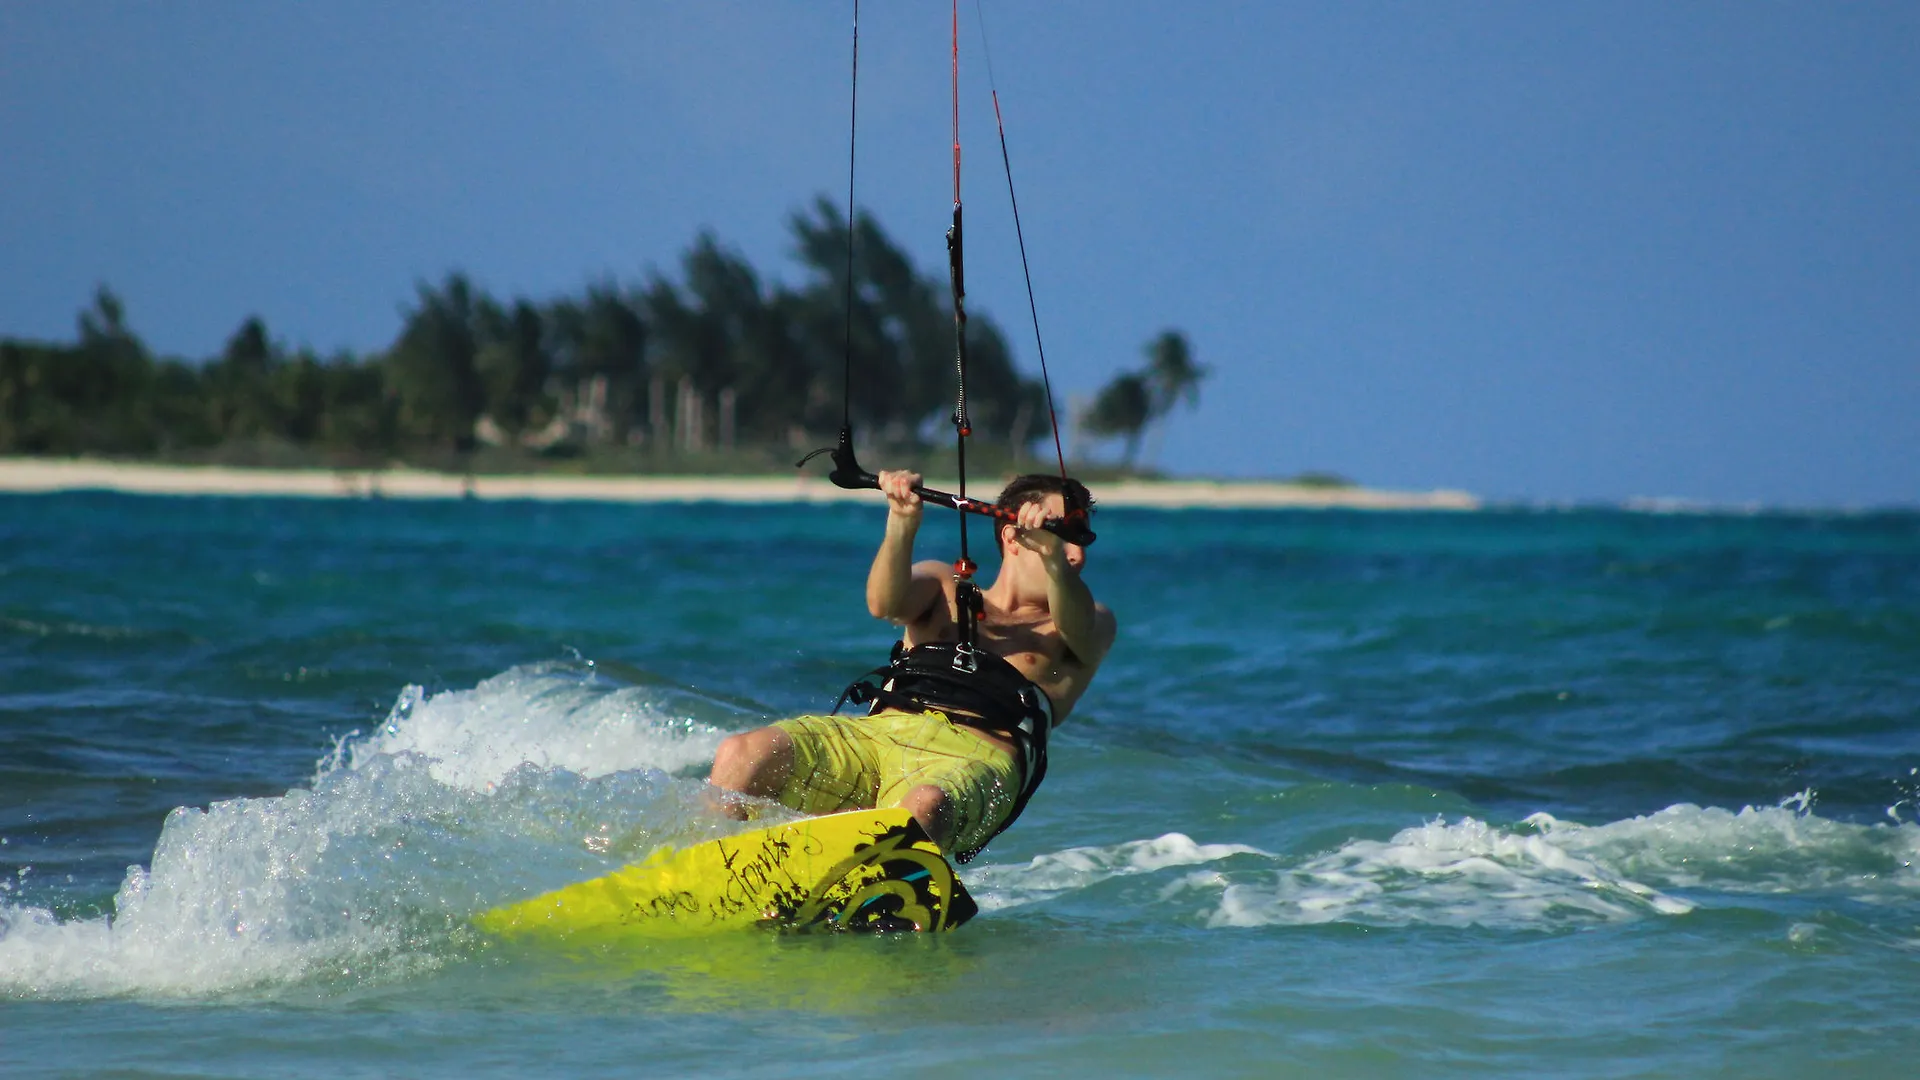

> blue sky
[3,2,1915,506]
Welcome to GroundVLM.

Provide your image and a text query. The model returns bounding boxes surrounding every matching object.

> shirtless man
[707,469,1116,860]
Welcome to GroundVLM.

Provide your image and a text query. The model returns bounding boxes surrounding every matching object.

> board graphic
[476,807,977,938]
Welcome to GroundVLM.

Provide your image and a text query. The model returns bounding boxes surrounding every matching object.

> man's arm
[1012,500,1116,668]
[866,470,946,624]
[1042,558,1115,668]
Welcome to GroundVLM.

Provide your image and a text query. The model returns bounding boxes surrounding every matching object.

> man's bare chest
[905,595,1074,691]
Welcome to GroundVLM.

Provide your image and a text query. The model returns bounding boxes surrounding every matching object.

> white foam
[1197,815,1695,931]
[969,833,1267,913]
[1,761,450,998]
[1157,798,1917,931]
[338,664,731,791]
[1522,800,1920,900]
[0,664,738,999]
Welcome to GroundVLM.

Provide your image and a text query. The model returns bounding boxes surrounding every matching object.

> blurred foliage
[1286,470,1355,489]
[1081,328,1208,465]
[0,201,1122,474]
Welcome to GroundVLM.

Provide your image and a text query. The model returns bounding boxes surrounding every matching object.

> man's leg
[896,784,956,851]
[707,725,795,816]
[874,714,1022,858]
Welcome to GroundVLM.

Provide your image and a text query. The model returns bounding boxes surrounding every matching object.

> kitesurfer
[707,468,1115,860]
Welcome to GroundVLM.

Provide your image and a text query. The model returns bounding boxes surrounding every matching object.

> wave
[975,795,1920,933]
[0,664,741,1000]
[0,613,196,644]
[7,663,1915,999]
[966,834,1270,914]
[329,662,733,790]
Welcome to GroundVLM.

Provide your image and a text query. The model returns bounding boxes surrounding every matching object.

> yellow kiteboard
[476,807,977,938]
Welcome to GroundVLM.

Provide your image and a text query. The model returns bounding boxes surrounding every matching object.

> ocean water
[2,491,1917,1078]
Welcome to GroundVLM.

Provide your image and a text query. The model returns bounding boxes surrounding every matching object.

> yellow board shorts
[772,708,1023,858]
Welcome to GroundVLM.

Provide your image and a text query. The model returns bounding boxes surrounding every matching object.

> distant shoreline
[0,457,1481,511]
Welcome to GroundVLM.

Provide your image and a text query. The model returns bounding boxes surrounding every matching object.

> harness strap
[834,641,1052,863]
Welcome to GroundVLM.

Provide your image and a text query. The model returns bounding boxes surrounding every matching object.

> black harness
[835,640,1053,863]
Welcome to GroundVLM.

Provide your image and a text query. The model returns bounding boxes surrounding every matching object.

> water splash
[1888,766,1919,825]
[978,795,1920,933]
[339,663,731,791]
[1199,814,1694,931]
[0,664,740,1000]
[1531,798,1920,901]
[968,834,1267,913]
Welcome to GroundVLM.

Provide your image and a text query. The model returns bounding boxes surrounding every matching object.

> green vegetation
[1,199,1107,475]
[1081,329,1209,466]
[1285,471,1356,489]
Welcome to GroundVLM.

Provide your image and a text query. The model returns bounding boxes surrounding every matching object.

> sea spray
[339,663,734,790]
[967,795,1920,934]
[1199,813,1694,930]
[967,834,1269,914]
[1527,797,1920,900]
[0,664,752,999]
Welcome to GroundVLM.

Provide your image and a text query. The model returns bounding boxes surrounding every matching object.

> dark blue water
[3,493,1917,1077]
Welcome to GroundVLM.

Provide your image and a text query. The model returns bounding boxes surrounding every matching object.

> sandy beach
[0,457,1480,511]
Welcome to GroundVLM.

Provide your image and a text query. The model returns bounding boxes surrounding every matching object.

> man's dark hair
[995,474,1095,549]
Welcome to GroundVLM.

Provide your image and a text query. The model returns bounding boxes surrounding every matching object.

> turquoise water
[3,492,1917,1077]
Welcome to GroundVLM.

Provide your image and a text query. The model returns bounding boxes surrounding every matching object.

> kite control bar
[799,427,1096,548]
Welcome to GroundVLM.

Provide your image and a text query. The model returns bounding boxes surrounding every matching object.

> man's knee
[709,726,793,796]
[898,784,956,849]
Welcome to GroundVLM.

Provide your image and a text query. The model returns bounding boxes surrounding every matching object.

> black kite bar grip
[798,427,1096,548]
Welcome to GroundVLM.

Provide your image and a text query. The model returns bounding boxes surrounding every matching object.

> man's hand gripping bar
[799,427,1096,547]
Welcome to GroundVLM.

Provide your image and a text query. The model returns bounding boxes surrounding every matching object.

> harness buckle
[951,642,980,674]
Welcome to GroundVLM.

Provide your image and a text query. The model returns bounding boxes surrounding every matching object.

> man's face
[1004,492,1086,571]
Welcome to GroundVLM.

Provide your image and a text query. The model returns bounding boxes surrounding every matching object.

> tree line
[0,197,1201,470]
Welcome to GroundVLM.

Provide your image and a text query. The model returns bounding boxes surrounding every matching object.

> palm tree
[1082,329,1207,469]
[545,284,646,443]
[785,196,1046,451]
[1143,330,1206,416]
[208,315,284,440]
[1081,371,1153,465]
[474,300,551,437]
[388,273,488,451]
